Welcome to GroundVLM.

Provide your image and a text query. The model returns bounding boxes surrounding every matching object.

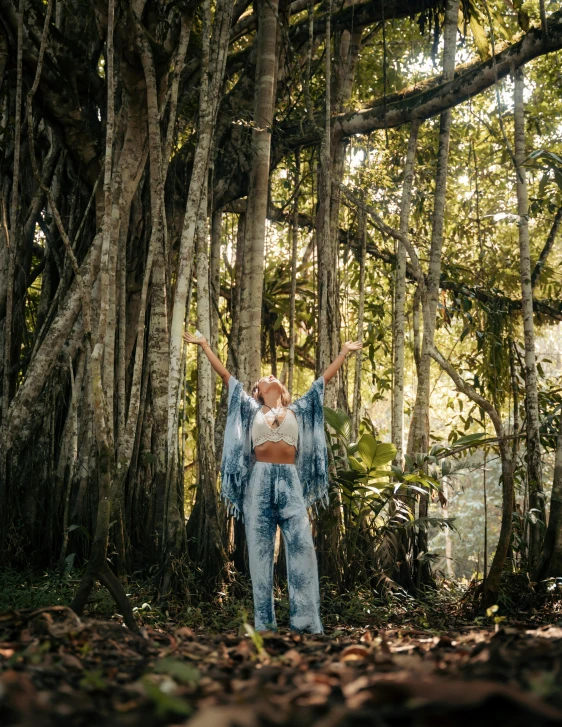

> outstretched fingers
[183,331,207,345]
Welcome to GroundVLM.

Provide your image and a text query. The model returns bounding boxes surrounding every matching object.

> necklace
[262,404,285,428]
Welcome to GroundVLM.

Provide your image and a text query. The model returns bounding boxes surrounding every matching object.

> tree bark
[442,478,454,578]
[186,178,227,586]
[392,120,420,465]
[210,210,222,352]
[0,0,23,533]
[513,67,543,567]
[168,0,233,464]
[280,10,562,148]
[316,23,362,404]
[288,150,300,398]
[407,0,459,588]
[390,119,420,589]
[533,428,562,581]
[72,0,135,627]
[237,0,280,390]
[316,0,334,398]
[351,205,366,442]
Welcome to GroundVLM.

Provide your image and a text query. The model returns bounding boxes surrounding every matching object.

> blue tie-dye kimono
[220,375,330,520]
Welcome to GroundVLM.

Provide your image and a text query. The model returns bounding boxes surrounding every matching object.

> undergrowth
[1,567,559,634]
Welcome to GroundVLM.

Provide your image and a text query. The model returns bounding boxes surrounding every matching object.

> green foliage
[324,406,456,588]
[140,677,192,718]
[526,149,562,194]
[152,658,200,686]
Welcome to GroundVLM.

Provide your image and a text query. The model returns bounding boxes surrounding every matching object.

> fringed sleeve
[289,376,330,511]
[219,376,258,520]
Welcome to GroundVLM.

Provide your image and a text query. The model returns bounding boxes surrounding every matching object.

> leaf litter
[1,606,562,726]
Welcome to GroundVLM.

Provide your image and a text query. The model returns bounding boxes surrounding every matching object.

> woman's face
[257,375,282,399]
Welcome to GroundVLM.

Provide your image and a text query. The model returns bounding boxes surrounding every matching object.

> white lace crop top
[252,408,299,449]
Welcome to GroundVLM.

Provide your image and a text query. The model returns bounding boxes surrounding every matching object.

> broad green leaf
[324,406,352,441]
[469,15,489,60]
[451,432,487,447]
[356,435,396,471]
[403,483,430,496]
[349,456,367,473]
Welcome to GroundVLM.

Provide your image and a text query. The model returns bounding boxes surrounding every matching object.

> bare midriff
[254,440,296,464]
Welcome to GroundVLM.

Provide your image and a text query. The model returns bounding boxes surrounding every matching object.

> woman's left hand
[341,340,363,355]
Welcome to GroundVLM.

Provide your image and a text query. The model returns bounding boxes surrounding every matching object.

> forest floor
[1,571,562,726]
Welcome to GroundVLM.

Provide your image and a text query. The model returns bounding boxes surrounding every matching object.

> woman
[184,331,362,634]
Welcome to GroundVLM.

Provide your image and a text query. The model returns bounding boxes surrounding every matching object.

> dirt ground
[1,606,562,726]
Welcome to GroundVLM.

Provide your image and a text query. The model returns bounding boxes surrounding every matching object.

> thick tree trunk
[136,13,174,571]
[71,0,136,627]
[316,20,362,408]
[186,180,227,586]
[168,0,233,465]
[513,67,544,567]
[0,0,23,533]
[316,21,363,584]
[237,0,280,390]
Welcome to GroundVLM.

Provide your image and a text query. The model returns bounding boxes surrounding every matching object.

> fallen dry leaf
[339,644,370,661]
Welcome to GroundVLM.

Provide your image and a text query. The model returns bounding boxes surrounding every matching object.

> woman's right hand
[183,331,208,346]
[184,330,229,384]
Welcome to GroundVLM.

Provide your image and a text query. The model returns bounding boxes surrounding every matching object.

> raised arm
[183,332,230,385]
[322,340,363,385]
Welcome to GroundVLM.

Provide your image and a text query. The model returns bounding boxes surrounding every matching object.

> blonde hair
[251,378,291,407]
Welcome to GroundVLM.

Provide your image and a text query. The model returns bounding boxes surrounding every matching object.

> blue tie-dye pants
[242,462,323,634]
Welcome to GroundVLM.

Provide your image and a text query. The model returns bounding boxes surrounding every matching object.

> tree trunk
[442,478,454,578]
[533,428,562,581]
[288,151,300,398]
[317,20,363,408]
[71,0,136,627]
[316,19,363,583]
[210,209,222,352]
[215,212,245,460]
[316,0,333,389]
[351,205,366,442]
[513,67,544,567]
[237,0,280,390]
[483,447,488,580]
[391,119,420,590]
[407,0,459,588]
[186,179,227,587]
[168,0,233,467]
[0,0,23,534]
[392,120,420,464]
